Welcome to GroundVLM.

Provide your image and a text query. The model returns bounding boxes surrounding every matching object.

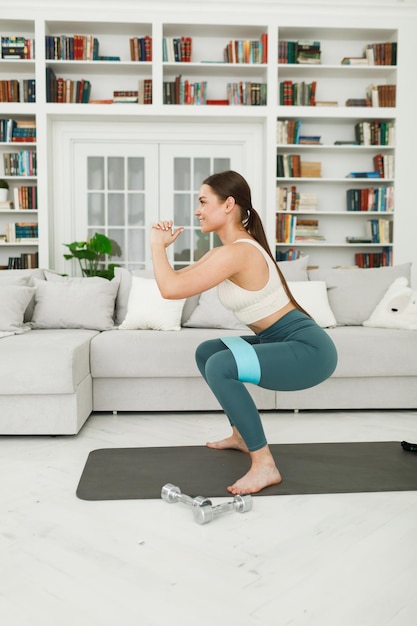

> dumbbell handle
[192,494,252,525]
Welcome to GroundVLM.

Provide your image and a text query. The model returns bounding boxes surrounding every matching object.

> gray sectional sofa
[1,259,416,435]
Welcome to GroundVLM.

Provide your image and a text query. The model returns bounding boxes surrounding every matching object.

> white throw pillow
[363,277,417,330]
[119,277,185,331]
[183,287,247,330]
[288,281,337,328]
[0,285,34,332]
[31,277,119,330]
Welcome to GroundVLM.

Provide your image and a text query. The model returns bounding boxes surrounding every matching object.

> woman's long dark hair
[203,170,311,317]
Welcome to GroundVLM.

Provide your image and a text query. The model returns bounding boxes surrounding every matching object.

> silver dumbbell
[161,483,211,509]
[192,494,253,525]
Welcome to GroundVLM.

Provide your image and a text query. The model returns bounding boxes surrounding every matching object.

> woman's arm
[151,221,242,299]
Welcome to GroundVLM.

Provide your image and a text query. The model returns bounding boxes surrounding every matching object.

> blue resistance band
[220,336,261,385]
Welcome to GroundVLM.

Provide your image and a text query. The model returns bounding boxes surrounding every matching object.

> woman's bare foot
[227,445,282,495]
[206,427,249,453]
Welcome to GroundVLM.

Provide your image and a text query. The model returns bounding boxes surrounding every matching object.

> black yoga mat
[76,441,417,501]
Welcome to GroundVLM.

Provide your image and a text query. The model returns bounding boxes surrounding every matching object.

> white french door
[51,120,262,273]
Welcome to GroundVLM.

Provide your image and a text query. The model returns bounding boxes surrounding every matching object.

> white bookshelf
[0,6,414,275]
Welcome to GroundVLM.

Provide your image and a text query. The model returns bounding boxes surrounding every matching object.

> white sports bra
[217,239,290,324]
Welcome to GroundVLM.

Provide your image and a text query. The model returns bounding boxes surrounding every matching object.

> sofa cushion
[0,268,45,320]
[119,276,185,331]
[288,281,336,328]
[325,326,417,377]
[363,277,417,331]
[0,285,34,333]
[308,263,412,325]
[31,276,119,330]
[90,327,253,378]
[0,329,98,394]
[183,287,247,330]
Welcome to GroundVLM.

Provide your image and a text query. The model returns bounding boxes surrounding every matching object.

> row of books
[275,248,304,261]
[227,82,267,106]
[341,43,397,66]
[354,120,395,146]
[4,221,38,243]
[223,34,268,64]
[373,153,394,179]
[0,118,36,143]
[346,186,394,213]
[278,40,321,64]
[277,155,322,178]
[0,79,36,103]
[354,249,392,268]
[276,185,318,212]
[366,217,392,243]
[163,78,208,105]
[276,214,325,243]
[45,35,101,61]
[280,80,317,106]
[1,36,35,59]
[46,69,91,103]
[7,252,38,269]
[13,185,38,210]
[3,151,37,177]
[277,120,322,145]
[129,36,152,62]
[162,37,192,62]
[368,84,396,108]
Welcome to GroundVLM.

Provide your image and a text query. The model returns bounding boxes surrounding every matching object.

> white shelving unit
[0,6,414,275]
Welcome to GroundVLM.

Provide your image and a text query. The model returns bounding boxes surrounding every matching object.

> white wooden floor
[2,409,417,626]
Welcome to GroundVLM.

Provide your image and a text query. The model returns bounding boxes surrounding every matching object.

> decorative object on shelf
[0,179,8,202]
[63,232,120,280]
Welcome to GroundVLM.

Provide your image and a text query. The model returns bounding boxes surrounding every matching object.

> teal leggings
[195,309,338,452]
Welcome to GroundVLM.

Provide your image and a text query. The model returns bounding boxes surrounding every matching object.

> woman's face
[195,184,228,233]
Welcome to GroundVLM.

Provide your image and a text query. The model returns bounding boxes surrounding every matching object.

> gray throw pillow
[308,263,412,325]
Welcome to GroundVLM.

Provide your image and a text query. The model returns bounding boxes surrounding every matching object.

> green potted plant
[63,232,120,280]
[0,179,9,202]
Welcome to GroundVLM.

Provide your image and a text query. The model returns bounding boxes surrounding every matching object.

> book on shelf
[0,80,36,103]
[334,141,359,145]
[13,185,38,210]
[314,100,338,106]
[355,249,392,268]
[280,80,316,106]
[129,36,152,62]
[113,90,138,103]
[163,76,207,105]
[277,120,302,144]
[346,186,394,212]
[346,236,373,244]
[341,56,370,65]
[368,84,396,107]
[45,34,100,61]
[5,221,38,243]
[162,36,192,62]
[1,36,35,59]
[276,154,301,178]
[354,120,395,146]
[223,33,267,64]
[47,69,91,103]
[275,248,305,261]
[365,42,397,66]
[3,150,37,176]
[345,98,371,107]
[300,161,321,178]
[373,153,395,178]
[0,200,13,210]
[227,82,267,106]
[365,218,392,244]
[138,79,152,104]
[1,118,37,143]
[294,218,325,242]
[347,171,380,178]
[7,252,38,269]
[278,40,320,64]
[206,99,229,105]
